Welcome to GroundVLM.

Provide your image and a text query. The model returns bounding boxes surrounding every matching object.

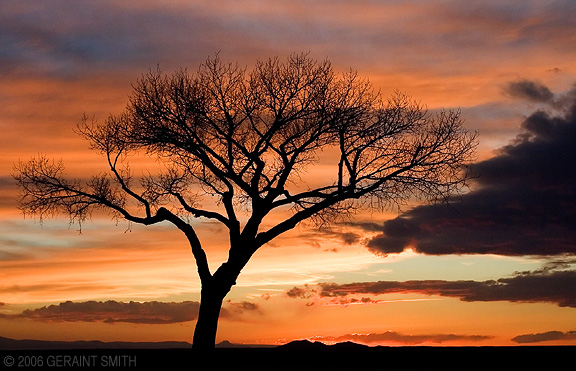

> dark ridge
[0,336,276,351]
[330,340,369,350]
[277,339,371,351]
[215,340,275,349]
[276,339,328,350]
[215,340,237,348]
[0,336,191,350]
[1,337,571,370]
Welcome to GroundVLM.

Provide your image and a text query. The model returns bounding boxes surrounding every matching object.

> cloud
[364,82,576,257]
[225,300,261,317]
[286,286,312,299]
[504,79,576,111]
[0,176,18,210]
[1,2,145,77]
[3,0,575,82]
[311,227,362,246]
[313,331,492,345]
[512,330,576,344]
[0,0,278,79]
[505,79,554,103]
[3,299,259,324]
[5,300,200,324]
[287,266,576,308]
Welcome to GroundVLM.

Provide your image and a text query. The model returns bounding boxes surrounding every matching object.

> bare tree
[14,53,477,349]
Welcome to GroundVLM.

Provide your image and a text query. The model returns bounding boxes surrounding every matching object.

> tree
[14,53,477,349]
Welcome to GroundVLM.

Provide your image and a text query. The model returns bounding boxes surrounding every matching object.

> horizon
[1,0,576,349]
[2,338,568,371]
[2,335,572,349]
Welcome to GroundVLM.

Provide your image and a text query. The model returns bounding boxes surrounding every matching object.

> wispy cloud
[3,1,575,84]
[0,223,212,303]
[311,331,492,345]
[0,0,218,78]
[7,300,200,324]
[1,299,259,324]
[512,330,576,344]
[287,265,576,308]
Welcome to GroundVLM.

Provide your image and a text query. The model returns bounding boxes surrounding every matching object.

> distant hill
[0,337,568,370]
[1,336,373,351]
[276,339,329,350]
[274,340,569,370]
[277,339,369,351]
[0,336,191,350]
[0,336,373,352]
[215,340,275,349]
[0,336,277,350]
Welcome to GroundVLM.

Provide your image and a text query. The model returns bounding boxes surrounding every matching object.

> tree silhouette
[14,53,477,349]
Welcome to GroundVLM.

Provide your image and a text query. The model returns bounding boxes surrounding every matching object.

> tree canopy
[15,53,477,348]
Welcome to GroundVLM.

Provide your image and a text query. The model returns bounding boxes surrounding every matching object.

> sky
[1,0,576,347]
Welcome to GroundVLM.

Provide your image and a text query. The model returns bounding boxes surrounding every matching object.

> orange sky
[1,0,576,347]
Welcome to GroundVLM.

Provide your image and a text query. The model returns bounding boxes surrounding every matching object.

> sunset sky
[1,0,576,347]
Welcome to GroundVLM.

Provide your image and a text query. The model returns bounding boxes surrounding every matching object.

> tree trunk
[192,285,228,349]
[192,262,242,349]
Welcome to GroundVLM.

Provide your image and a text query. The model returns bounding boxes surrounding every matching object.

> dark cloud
[512,330,576,344]
[6,300,201,324]
[286,286,312,299]
[287,267,576,308]
[505,79,554,103]
[3,299,259,324]
[315,331,492,345]
[364,83,576,257]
